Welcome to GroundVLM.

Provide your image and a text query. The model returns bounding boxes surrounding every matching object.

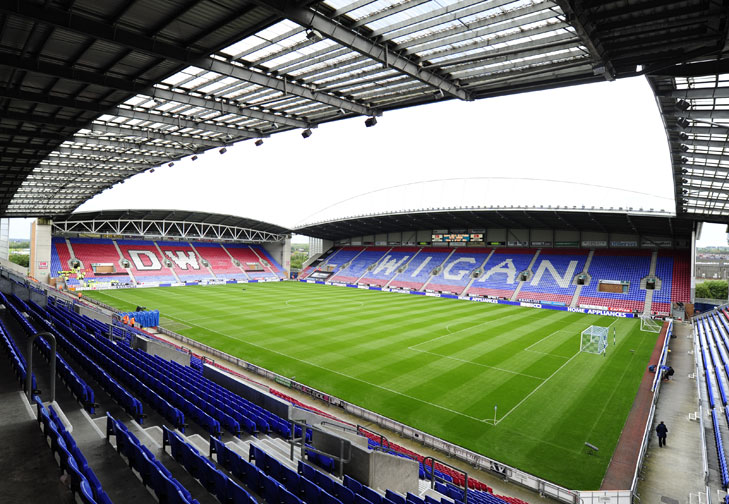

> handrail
[357,424,391,451]
[288,419,352,479]
[320,420,358,434]
[422,456,468,504]
[26,331,56,403]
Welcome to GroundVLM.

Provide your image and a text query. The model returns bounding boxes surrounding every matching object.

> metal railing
[26,331,56,403]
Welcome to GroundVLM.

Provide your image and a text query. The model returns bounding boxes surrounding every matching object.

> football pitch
[84,281,658,489]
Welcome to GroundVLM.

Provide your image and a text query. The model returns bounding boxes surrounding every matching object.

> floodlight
[306,29,323,41]
[676,99,691,111]
[677,117,690,129]
[168,162,174,167]
[255,139,264,146]
[681,157,689,164]
[149,168,155,173]
[679,144,689,152]
[191,155,198,161]
[302,129,312,139]
[365,117,377,127]
[679,132,689,141]
[219,147,227,154]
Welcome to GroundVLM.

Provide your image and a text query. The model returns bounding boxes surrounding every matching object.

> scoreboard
[431,233,484,242]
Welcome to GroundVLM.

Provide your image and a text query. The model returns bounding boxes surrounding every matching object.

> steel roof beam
[685,110,729,120]
[554,0,615,80]
[264,2,471,101]
[109,107,265,140]
[83,124,225,147]
[0,3,375,116]
[0,60,307,131]
[63,136,196,156]
[669,87,729,100]
[150,87,310,129]
[48,148,172,164]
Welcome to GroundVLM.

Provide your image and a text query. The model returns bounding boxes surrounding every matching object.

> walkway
[635,322,708,503]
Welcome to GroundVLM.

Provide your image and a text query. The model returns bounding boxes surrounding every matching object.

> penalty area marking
[489,317,623,425]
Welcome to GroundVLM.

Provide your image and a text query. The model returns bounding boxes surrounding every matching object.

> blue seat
[356,495,373,504]
[79,479,97,504]
[315,470,334,494]
[386,490,406,504]
[344,475,362,495]
[230,478,257,504]
[263,475,282,504]
[361,486,382,504]
[322,490,343,504]
[281,486,303,504]
[303,476,322,504]
[246,464,263,492]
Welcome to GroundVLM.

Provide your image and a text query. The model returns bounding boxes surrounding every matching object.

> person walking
[656,421,668,447]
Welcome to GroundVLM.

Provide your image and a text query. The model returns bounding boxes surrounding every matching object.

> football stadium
[0,2,727,504]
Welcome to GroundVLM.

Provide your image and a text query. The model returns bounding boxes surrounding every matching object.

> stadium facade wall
[262,237,291,277]
[333,228,687,250]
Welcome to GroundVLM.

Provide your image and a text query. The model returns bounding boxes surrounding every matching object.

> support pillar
[0,218,8,260]
[29,218,52,284]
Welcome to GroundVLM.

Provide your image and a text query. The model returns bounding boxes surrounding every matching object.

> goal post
[640,315,662,333]
[580,325,609,355]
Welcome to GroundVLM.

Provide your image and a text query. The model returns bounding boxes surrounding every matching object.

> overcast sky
[7,75,728,245]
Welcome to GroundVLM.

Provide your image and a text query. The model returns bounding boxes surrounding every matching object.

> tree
[8,253,29,268]
[696,280,728,300]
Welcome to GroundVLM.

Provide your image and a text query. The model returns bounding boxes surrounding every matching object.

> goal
[580,325,609,355]
[640,315,662,333]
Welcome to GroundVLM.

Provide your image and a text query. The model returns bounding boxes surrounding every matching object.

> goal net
[640,315,662,333]
[580,325,609,354]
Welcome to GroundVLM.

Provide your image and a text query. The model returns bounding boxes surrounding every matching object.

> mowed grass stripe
[84,282,656,490]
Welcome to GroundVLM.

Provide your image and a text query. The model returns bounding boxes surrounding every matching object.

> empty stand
[427,248,491,295]
[577,250,652,312]
[334,247,391,284]
[193,242,248,280]
[117,239,178,284]
[517,249,588,305]
[389,249,451,290]
[156,241,213,279]
[466,249,537,299]
[360,247,422,286]
[67,238,132,284]
[225,244,278,280]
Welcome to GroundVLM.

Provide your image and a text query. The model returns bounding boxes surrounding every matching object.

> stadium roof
[0,1,728,220]
[52,209,291,242]
[294,207,695,241]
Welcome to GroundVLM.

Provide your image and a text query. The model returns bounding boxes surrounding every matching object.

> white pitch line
[490,318,623,424]
[408,347,545,381]
[491,351,580,425]
[524,329,570,352]
[171,315,488,424]
[410,308,543,351]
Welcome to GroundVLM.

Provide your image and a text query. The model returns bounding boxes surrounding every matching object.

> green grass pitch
[84,281,657,490]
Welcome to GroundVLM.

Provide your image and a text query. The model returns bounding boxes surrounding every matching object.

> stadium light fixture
[149,168,155,173]
[679,132,689,141]
[679,145,689,152]
[255,139,264,147]
[219,147,227,154]
[677,117,691,129]
[168,162,174,167]
[676,99,691,111]
[302,129,312,139]
[191,155,198,161]
[365,117,377,127]
[306,28,323,41]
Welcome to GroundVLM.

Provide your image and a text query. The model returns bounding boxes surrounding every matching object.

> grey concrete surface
[636,322,708,503]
